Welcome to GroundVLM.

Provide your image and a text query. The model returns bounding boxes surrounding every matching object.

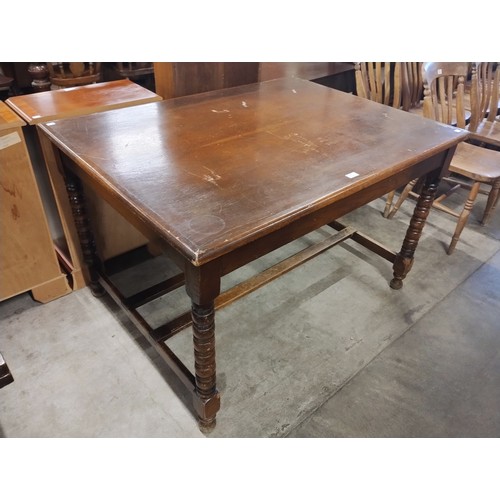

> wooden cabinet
[0,102,71,303]
[153,62,260,99]
[6,80,163,289]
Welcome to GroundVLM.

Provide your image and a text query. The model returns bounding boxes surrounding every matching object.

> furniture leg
[480,179,500,226]
[64,170,105,297]
[0,352,14,388]
[383,190,396,218]
[447,181,481,255]
[386,178,419,219]
[390,170,439,289]
[191,301,220,431]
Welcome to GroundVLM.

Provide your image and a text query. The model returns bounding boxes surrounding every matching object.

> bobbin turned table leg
[64,170,105,297]
[390,170,439,290]
[191,301,220,431]
[184,263,221,431]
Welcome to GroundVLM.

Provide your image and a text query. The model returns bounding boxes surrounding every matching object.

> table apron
[214,150,452,276]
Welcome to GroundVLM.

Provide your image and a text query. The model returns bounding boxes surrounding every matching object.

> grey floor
[1,190,499,438]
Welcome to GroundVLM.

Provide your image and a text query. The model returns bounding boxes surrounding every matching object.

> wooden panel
[0,103,24,130]
[154,63,221,99]
[83,184,149,260]
[222,62,259,88]
[175,62,224,96]
[152,63,175,99]
[0,102,70,302]
[154,63,259,99]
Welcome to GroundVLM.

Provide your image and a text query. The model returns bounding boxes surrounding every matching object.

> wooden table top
[39,78,468,266]
[0,101,25,131]
[5,79,162,125]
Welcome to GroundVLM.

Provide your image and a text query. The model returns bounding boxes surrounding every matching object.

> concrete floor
[1,189,499,438]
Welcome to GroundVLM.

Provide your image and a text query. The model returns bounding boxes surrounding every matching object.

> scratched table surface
[39,78,465,266]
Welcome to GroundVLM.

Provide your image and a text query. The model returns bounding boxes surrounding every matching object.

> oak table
[38,78,468,430]
[6,80,162,289]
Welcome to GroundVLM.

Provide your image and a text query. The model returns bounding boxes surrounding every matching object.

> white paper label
[0,131,21,150]
[345,171,359,179]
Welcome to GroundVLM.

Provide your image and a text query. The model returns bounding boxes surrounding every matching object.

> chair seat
[407,103,424,118]
[450,142,500,182]
[469,120,500,148]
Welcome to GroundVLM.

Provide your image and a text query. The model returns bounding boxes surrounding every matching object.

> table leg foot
[390,277,403,290]
[199,417,217,434]
[390,255,414,290]
[90,284,106,297]
[193,390,220,430]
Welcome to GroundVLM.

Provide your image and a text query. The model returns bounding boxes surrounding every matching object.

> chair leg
[386,179,418,219]
[447,181,481,255]
[383,190,396,217]
[480,179,500,226]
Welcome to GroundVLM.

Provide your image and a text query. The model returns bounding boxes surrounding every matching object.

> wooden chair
[355,62,423,216]
[47,62,101,88]
[402,62,424,116]
[114,62,155,91]
[385,62,500,254]
[355,62,404,109]
[467,62,500,148]
[115,62,154,79]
